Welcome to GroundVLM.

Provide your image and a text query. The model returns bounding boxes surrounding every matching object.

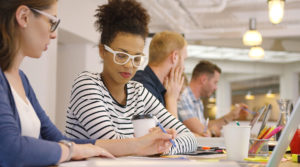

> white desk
[57,154,299,167]
[59,157,239,167]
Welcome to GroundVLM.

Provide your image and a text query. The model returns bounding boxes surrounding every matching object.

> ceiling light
[249,46,264,59]
[245,91,255,100]
[266,89,276,98]
[268,0,285,24]
[243,18,262,46]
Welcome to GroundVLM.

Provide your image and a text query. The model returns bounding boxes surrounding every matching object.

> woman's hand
[199,129,212,137]
[59,143,114,163]
[135,127,177,156]
[71,143,115,160]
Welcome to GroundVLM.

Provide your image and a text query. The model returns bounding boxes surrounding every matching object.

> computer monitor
[267,97,300,167]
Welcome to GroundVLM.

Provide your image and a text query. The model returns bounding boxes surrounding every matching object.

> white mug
[223,125,251,161]
[132,114,157,137]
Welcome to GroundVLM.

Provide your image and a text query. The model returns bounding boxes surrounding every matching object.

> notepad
[197,137,225,148]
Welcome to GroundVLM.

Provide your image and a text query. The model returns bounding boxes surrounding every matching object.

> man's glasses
[30,8,60,32]
[104,45,147,68]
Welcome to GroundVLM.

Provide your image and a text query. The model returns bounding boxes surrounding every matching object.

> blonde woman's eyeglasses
[30,8,60,32]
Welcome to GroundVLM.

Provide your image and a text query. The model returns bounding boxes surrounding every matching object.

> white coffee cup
[223,125,251,161]
[132,114,157,137]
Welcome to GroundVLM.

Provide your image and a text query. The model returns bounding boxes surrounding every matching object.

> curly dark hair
[94,0,150,45]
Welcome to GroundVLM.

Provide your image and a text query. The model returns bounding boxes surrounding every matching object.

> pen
[242,108,256,115]
[154,116,176,147]
[263,126,283,139]
[258,126,274,139]
[203,118,209,133]
[257,126,269,139]
[236,121,240,126]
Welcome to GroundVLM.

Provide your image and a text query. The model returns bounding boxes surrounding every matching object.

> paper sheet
[197,137,225,148]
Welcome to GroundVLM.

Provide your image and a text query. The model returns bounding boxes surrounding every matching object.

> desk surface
[57,154,299,167]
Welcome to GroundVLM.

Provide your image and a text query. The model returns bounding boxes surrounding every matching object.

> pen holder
[248,138,269,157]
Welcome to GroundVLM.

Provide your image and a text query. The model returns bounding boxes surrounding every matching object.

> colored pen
[243,108,256,115]
[154,117,176,147]
[263,126,283,139]
[259,126,275,139]
[257,126,269,139]
[203,118,209,133]
[236,121,240,126]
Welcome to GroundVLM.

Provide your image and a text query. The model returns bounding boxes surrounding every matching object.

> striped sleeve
[68,73,128,140]
[139,86,197,154]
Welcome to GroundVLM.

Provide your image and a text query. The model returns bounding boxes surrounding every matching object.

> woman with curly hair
[66,0,197,155]
[0,0,176,166]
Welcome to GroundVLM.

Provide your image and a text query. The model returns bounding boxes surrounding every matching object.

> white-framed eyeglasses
[104,45,147,68]
[30,8,60,32]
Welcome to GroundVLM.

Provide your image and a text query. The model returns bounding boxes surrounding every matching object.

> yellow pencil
[262,126,275,139]
[257,126,269,139]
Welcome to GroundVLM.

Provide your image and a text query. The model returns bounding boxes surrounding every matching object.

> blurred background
[20,0,300,131]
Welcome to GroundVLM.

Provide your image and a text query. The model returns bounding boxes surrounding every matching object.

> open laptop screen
[267,98,300,167]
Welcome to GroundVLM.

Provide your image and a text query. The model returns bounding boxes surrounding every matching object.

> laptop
[266,97,300,167]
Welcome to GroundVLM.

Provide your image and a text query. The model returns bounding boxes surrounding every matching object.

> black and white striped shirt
[65,71,197,154]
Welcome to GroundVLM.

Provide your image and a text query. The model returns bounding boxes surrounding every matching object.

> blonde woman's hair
[149,31,187,65]
[0,0,57,71]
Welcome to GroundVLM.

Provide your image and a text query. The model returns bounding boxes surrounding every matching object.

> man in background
[133,31,187,118]
[178,60,247,137]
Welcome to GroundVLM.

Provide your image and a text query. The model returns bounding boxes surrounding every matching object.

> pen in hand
[154,116,176,147]
[203,118,209,133]
[242,107,256,115]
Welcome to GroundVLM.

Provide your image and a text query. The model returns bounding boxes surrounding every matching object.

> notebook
[266,97,300,167]
[197,137,225,148]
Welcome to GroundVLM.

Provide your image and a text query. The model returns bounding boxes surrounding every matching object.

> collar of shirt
[186,86,199,103]
[144,66,166,95]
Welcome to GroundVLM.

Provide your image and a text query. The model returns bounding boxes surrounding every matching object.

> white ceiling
[139,0,300,63]
[57,0,300,90]
[187,44,300,63]
[142,0,300,40]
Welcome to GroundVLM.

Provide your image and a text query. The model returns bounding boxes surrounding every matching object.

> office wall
[58,0,105,44]
[56,42,102,131]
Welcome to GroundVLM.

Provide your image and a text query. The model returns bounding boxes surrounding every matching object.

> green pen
[236,121,240,126]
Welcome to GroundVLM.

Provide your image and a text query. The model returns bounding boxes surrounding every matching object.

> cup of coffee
[132,114,157,137]
[224,125,251,161]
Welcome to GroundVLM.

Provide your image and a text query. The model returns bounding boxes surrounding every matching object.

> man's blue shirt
[132,65,166,106]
